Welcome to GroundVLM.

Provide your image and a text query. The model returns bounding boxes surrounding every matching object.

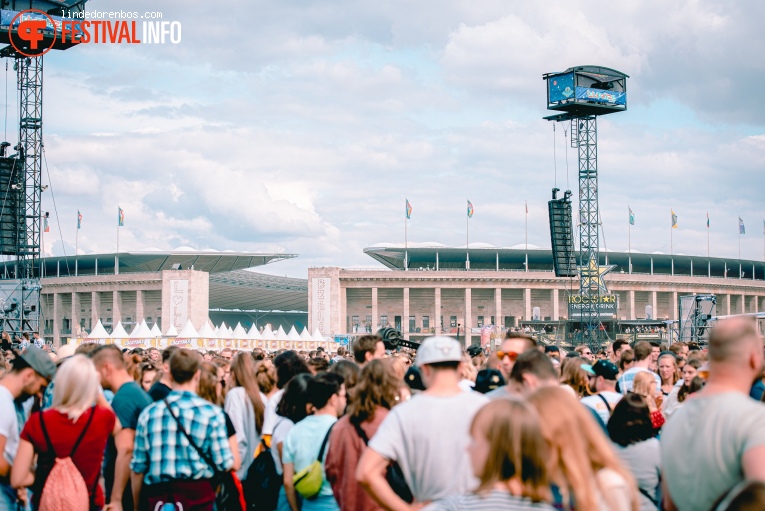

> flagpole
[466,201,469,269]
[707,215,710,257]
[628,206,631,254]
[404,212,408,271]
[525,201,528,250]
[670,211,673,256]
[75,224,78,255]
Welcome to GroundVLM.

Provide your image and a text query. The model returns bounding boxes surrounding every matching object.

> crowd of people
[0,318,762,511]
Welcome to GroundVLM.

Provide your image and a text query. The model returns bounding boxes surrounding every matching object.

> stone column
[403,288,410,339]
[71,293,80,337]
[524,288,531,321]
[340,287,347,334]
[53,293,62,347]
[464,288,472,347]
[672,291,678,320]
[434,287,441,335]
[726,294,731,316]
[371,287,378,330]
[495,288,502,326]
[741,294,746,314]
[113,291,122,325]
[629,290,635,320]
[552,288,559,320]
[136,290,145,324]
[651,291,658,319]
[91,291,100,329]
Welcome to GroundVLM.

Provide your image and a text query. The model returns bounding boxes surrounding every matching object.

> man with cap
[0,346,55,509]
[581,360,623,424]
[357,336,489,507]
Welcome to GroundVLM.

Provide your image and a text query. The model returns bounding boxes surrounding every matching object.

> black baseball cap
[474,369,505,394]
[544,345,560,353]
[404,366,425,391]
[592,360,619,380]
[467,345,483,358]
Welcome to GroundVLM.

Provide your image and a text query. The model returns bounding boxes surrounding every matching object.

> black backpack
[244,430,283,511]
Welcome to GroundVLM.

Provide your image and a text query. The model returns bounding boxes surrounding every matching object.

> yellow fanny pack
[293,423,335,499]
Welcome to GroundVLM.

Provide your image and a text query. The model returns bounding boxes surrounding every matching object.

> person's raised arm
[357,447,420,511]
[9,439,34,489]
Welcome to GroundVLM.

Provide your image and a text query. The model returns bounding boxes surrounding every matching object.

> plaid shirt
[131,390,233,485]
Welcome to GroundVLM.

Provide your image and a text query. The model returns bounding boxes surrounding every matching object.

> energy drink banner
[575,87,626,106]
[568,294,618,320]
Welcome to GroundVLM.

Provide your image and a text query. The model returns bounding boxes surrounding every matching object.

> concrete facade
[307,268,765,345]
[41,270,209,346]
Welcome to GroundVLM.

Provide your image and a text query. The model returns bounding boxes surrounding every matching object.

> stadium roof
[12,250,298,278]
[209,270,308,312]
[363,244,765,280]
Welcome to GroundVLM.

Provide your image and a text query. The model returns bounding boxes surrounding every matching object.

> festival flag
[671,210,678,229]
[629,207,635,226]
[467,200,474,218]
[77,210,82,229]
[118,207,125,226]
[43,216,49,233]
[707,212,710,228]
[739,217,745,235]
[405,199,412,220]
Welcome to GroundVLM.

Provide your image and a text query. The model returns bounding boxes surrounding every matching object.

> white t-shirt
[261,388,284,436]
[0,386,20,466]
[270,417,294,475]
[581,391,623,425]
[661,392,765,510]
[369,391,489,502]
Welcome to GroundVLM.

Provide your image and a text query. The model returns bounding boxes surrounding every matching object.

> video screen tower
[543,66,628,347]
[0,1,88,336]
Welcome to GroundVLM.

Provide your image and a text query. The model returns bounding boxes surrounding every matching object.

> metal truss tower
[573,116,602,345]
[543,66,628,349]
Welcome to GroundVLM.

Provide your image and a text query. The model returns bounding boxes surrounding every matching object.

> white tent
[149,323,162,337]
[198,322,216,338]
[312,328,326,342]
[130,320,153,338]
[261,325,275,340]
[275,326,287,340]
[299,327,313,340]
[286,326,301,341]
[165,324,179,337]
[111,322,129,339]
[247,324,260,339]
[227,326,234,337]
[233,323,248,340]
[215,324,229,338]
[88,320,109,339]
[177,320,199,338]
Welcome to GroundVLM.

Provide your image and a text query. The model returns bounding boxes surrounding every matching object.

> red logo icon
[9,10,57,57]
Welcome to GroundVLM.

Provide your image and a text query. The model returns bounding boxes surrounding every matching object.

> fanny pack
[293,423,335,500]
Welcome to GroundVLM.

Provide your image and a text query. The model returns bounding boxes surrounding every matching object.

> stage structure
[0,1,87,335]
[543,66,628,348]
[678,294,716,344]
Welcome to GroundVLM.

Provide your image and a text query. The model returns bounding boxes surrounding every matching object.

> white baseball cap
[416,336,463,367]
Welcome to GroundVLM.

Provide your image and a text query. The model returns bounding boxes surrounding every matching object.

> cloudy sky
[28,0,765,277]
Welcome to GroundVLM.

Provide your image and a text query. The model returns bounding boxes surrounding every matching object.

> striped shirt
[423,490,556,511]
[131,390,233,485]
[617,367,661,395]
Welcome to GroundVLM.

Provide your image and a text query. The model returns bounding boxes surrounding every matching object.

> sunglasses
[496,350,519,362]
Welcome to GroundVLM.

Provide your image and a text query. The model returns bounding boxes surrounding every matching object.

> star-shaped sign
[578,257,615,295]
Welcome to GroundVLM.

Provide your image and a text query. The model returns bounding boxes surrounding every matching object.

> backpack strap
[38,406,96,458]
[352,421,369,445]
[163,398,220,475]
[596,393,613,414]
[317,423,335,463]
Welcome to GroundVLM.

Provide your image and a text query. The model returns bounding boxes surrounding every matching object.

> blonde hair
[658,353,679,385]
[528,386,638,511]
[52,355,99,422]
[472,399,551,502]
[559,357,590,397]
[632,371,656,397]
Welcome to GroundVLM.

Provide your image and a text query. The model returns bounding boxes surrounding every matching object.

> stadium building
[308,243,765,346]
[0,250,308,346]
